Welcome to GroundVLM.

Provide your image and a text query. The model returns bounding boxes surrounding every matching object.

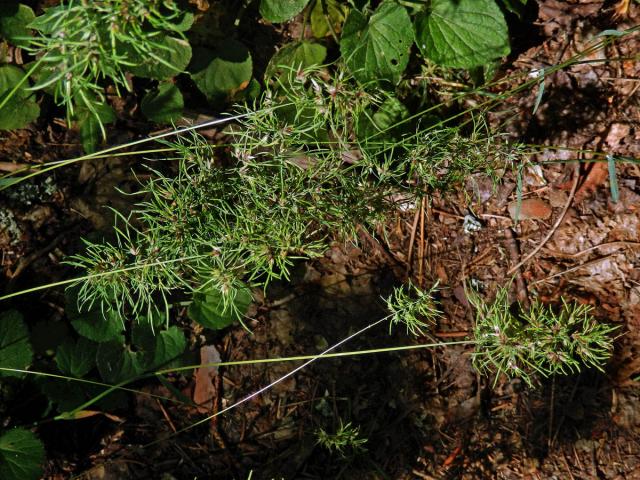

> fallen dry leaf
[574,162,608,203]
[508,198,553,220]
[193,345,221,414]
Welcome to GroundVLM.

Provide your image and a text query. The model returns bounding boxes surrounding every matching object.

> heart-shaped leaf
[190,40,253,104]
[66,288,124,343]
[96,341,142,384]
[310,0,349,38]
[260,0,310,23]
[0,428,44,480]
[76,101,116,154]
[415,0,510,68]
[0,310,33,378]
[188,284,252,330]
[125,35,192,80]
[340,1,413,84]
[266,41,327,81]
[55,337,98,378]
[0,65,39,130]
[141,83,184,123]
[0,3,35,47]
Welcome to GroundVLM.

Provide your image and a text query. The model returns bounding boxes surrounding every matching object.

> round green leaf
[0,65,39,130]
[0,3,35,47]
[125,35,192,80]
[415,0,510,68]
[96,341,142,384]
[66,288,124,343]
[190,40,252,104]
[141,83,184,123]
[76,102,116,154]
[188,284,252,330]
[260,0,310,23]
[55,337,98,378]
[0,310,33,378]
[310,0,349,38]
[153,326,187,369]
[0,428,44,480]
[340,1,413,84]
[266,41,327,80]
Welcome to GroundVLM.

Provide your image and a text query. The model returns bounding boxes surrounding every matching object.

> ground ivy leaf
[96,341,142,384]
[125,35,192,80]
[0,65,39,130]
[55,337,98,378]
[76,102,116,154]
[0,3,35,47]
[340,1,413,84]
[0,310,33,378]
[141,82,184,123]
[0,428,45,480]
[415,0,510,68]
[266,41,327,81]
[188,284,252,330]
[190,40,252,104]
[260,0,310,23]
[66,288,124,343]
[310,0,349,38]
[154,326,187,368]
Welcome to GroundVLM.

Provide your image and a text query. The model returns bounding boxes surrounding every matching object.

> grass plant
[470,286,619,386]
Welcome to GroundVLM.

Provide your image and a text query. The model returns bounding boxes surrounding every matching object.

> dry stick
[418,197,426,287]
[507,162,580,276]
[504,227,530,308]
[406,205,422,275]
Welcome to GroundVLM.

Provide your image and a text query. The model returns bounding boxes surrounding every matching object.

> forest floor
[1,1,639,479]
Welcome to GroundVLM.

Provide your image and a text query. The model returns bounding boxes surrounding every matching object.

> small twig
[434,331,469,338]
[406,205,422,275]
[156,399,177,433]
[507,163,580,276]
[418,197,426,287]
[504,228,530,308]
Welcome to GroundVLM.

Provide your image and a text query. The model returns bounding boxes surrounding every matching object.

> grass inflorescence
[471,286,618,386]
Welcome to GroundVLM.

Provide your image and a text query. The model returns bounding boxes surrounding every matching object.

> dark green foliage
[0,428,45,480]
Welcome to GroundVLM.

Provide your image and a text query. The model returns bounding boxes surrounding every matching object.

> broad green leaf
[310,0,349,38]
[0,65,39,130]
[28,6,65,35]
[141,83,184,123]
[38,377,127,413]
[266,41,327,81]
[372,96,409,132]
[340,2,413,84]
[0,428,44,480]
[125,35,192,80]
[169,11,195,32]
[415,0,510,68]
[188,284,252,330]
[96,341,142,384]
[0,310,33,378]
[0,3,35,47]
[356,96,409,149]
[55,337,98,378]
[153,327,187,368]
[190,40,252,104]
[66,288,124,343]
[76,102,116,154]
[260,0,310,22]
